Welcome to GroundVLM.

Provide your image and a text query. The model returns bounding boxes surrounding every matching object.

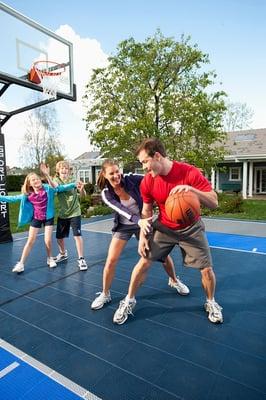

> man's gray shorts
[147,219,213,269]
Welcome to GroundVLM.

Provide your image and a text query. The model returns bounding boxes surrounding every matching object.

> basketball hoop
[28,60,66,100]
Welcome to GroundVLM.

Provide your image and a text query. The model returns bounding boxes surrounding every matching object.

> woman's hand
[138,217,152,235]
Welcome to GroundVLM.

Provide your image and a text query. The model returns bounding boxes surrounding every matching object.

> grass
[5,193,266,234]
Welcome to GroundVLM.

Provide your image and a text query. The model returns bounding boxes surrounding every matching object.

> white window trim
[229,167,241,181]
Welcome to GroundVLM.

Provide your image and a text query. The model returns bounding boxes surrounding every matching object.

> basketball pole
[0,122,13,243]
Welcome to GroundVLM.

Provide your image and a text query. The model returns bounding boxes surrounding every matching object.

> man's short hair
[136,138,166,157]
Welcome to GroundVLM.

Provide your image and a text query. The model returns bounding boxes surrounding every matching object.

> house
[72,128,266,199]
[70,151,105,185]
[211,128,266,198]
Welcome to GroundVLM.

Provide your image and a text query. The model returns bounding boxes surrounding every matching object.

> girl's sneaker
[47,257,57,268]
[78,258,88,271]
[12,262,24,273]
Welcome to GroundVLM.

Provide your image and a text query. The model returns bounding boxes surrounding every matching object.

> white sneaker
[47,257,57,268]
[204,301,223,324]
[12,262,24,273]
[113,298,136,325]
[91,291,111,310]
[168,277,190,295]
[78,258,88,271]
[54,250,68,263]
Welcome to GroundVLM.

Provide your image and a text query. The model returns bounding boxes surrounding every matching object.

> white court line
[0,361,20,378]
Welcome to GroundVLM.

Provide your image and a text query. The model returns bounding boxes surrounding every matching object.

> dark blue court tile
[0,314,30,340]
[2,296,59,324]
[30,336,78,370]
[0,287,20,304]
[218,348,266,393]
[38,312,134,364]
[207,374,266,400]
[176,335,227,371]
[118,343,173,384]
[156,357,217,400]
[227,310,266,336]
[92,366,180,400]
[57,348,112,390]
[28,285,60,301]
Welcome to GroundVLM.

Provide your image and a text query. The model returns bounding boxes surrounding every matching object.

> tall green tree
[83,31,227,174]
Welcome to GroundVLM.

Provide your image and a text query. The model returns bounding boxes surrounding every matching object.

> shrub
[80,195,93,216]
[6,175,26,191]
[202,193,244,216]
[86,205,112,218]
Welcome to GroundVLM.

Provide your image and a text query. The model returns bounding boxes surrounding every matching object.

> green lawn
[5,193,266,234]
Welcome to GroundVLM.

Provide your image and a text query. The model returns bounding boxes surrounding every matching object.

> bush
[86,205,112,218]
[202,193,244,216]
[7,175,26,191]
[80,195,93,216]
[84,182,95,195]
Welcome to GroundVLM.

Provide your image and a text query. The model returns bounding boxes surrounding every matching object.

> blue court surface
[0,216,265,400]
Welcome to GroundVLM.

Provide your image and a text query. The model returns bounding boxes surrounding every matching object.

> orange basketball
[165,191,200,225]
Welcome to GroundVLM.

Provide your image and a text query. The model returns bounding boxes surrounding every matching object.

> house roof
[224,128,266,159]
[74,151,100,160]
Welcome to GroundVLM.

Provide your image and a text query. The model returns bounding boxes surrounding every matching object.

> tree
[222,101,254,132]
[20,95,65,173]
[83,31,227,174]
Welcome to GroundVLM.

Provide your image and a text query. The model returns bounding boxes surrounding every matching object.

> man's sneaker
[47,257,57,268]
[91,291,111,310]
[54,250,68,263]
[168,277,190,295]
[78,258,88,271]
[113,298,136,325]
[204,301,223,324]
[12,262,24,273]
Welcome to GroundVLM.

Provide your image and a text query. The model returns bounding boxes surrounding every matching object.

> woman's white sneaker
[91,292,111,310]
[12,262,24,273]
[168,277,190,295]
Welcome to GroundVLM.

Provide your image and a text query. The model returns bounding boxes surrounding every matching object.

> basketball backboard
[0,1,76,125]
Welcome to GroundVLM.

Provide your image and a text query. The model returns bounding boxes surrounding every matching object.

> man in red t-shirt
[113,138,223,325]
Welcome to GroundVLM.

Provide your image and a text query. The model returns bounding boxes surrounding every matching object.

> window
[78,169,90,183]
[229,167,241,181]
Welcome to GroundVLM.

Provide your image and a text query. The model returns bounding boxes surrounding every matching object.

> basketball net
[28,61,65,100]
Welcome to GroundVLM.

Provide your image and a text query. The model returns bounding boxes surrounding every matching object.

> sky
[1,0,266,167]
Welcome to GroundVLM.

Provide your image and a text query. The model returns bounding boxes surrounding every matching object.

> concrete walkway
[83,216,266,238]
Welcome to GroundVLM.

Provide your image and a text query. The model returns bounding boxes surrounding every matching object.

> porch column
[248,161,253,197]
[242,161,248,199]
[211,168,215,189]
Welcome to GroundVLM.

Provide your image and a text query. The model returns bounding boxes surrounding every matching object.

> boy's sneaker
[204,300,223,323]
[91,291,111,310]
[12,262,24,273]
[47,257,57,268]
[168,277,190,295]
[113,298,136,325]
[78,258,88,271]
[54,250,68,263]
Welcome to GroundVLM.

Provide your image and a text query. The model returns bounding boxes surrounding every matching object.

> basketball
[165,191,200,225]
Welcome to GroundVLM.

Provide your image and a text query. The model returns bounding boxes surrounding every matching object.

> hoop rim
[33,60,65,76]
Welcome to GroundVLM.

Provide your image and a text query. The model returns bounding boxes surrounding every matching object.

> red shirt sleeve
[140,175,154,204]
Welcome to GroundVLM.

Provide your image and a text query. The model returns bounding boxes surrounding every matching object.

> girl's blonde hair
[97,159,119,191]
[55,161,71,177]
[21,173,41,195]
